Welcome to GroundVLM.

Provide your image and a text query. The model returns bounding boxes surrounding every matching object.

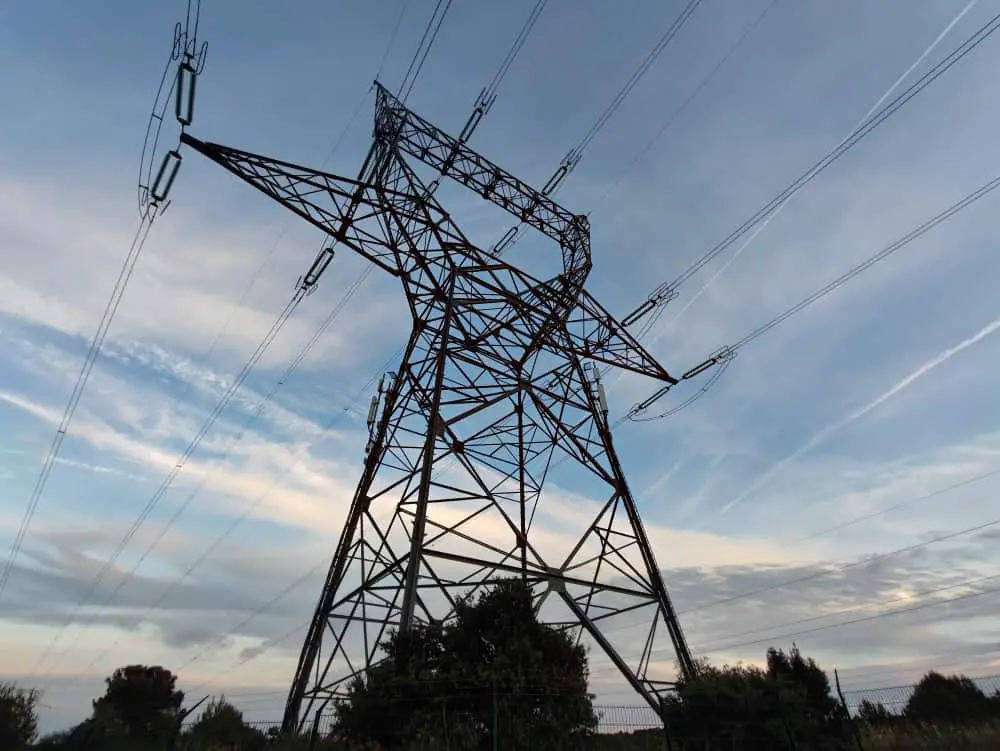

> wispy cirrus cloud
[2,0,1000,734]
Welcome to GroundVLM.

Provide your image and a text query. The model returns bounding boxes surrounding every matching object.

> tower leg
[282,300,692,731]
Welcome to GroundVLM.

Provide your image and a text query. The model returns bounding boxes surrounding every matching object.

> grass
[860,720,1000,750]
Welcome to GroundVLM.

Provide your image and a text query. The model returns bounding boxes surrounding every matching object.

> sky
[2,0,1000,735]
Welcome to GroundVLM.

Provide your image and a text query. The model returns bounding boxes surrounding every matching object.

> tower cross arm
[179,133,405,277]
[566,288,678,384]
[374,83,591,286]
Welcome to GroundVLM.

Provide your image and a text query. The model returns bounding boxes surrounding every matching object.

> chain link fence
[841,673,1000,716]
[37,674,1000,749]
[236,704,665,742]
[839,673,1000,751]
[217,675,1000,750]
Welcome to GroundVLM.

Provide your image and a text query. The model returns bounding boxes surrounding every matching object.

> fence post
[835,669,866,751]
[308,709,323,750]
[658,696,674,751]
[492,678,499,751]
[780,715,799,751]
[441,695,450,751]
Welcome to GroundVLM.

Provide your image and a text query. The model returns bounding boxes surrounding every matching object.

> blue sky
[3,0,1000,734]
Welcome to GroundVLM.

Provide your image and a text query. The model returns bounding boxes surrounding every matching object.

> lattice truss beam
[180,82,692,733]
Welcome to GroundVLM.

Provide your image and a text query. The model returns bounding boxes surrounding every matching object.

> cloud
[714,315,1000,518]
[4,0,1000,736]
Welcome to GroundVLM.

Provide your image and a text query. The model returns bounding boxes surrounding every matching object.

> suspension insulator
[459,108,484,144]
[150,149,182,204]
[542,165,568,195]
[682,347,733,381]
[301,247,335,289]
[175,60,197,127]
[493,225,520,254]
[424,178,441,198]
[682,358,717,380]
[630,382,673,416]
[543,149,581,195]
[621,299,655,328]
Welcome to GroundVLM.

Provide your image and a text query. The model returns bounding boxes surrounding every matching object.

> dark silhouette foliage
[186,695,265,749]
[905,670,995,725]
[332,578,597,750]
[662,646,851,749]
[91,664,185,739]
[857,698,894,724]
[0,681,39,749]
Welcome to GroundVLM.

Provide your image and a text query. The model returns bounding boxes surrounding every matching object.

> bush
[0,681,39,749]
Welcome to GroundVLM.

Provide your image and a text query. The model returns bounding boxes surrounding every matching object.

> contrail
[856,0,979,126]
[632,1,983,515]
[716,313,1000,517]
[644,0,979,351]
[638,457,686,502]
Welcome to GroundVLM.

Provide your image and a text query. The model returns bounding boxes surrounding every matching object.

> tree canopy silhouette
[662,646,851,750]
[187,695,264,749]
[332,578,597,750]
[92,664,184,738]
[905,671,995,724]
[0,681,39,750]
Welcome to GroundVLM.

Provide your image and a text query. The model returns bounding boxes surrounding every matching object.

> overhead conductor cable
[0,1,207,604]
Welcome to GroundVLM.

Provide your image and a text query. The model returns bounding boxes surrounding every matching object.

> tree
[333,578,598,750]
[766,645,849,743]
[0,681,39,749]
[91,664,184,739]
[857,699,894,725]
[662,647,851,750]
[187,695,265,749]
[905,671,992,724]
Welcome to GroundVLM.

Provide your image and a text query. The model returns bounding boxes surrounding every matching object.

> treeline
[2,580,999,749]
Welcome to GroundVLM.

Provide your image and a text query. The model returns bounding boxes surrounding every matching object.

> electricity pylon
[181,82,695,733]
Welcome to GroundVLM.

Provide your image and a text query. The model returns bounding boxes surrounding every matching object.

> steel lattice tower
[181,83,695,733]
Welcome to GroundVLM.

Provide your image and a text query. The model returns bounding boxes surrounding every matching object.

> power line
[28,290,307,677]
[790,466,1000,544]
[28,355,390,687]
[67,347,399,682]
[188,619,310,692]
[73,6,575,686]
[609,7,1000,351]
[680,519,1000,615]
[669,12,1000,292]
[627,168,1000,421]
[39,275,371,679]
[732,181,1000,350]
[375,0,412,82]
[601,511,1000,643]
[610,7,998,426]
[26,5,411,680]
[838,650,1000,688]
[178,562,323,677]
[485,0,549,98]
[573,0,703,156]
[0,211,156,604]
[397,0,454,103]
[628,0,982,347]
[492,0,703,257]
[692,545,999,649]
[5,0,210,644]
[697,570,1000,655]
[2,0,211,602]
[595,0,779,211]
